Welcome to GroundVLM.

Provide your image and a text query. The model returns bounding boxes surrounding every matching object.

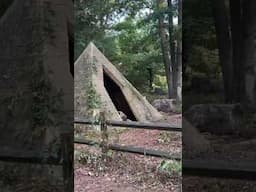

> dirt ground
[183,176,256,192]
[183,124,256,191]
[74,113,182,192]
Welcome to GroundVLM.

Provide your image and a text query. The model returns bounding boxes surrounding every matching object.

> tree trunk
[176,0,182,103]
[157,0,174,98]
[147,67,153,90]
[230,0,243,102]
[212,0,233,103]
[168,0,177,99]
[241,0,256,108]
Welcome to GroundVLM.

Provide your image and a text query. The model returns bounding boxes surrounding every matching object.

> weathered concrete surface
[0,0,73,190]
[183,118,211,157]
[75,42,162,122]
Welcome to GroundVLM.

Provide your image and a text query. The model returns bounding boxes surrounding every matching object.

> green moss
[87,82,101,110]
[28,55,65,154]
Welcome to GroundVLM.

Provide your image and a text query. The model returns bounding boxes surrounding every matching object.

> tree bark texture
[157,0,174,99]
[212,0,233,103]
[241,0,256,108]
[168,0,178,99]
[176,0,182,103]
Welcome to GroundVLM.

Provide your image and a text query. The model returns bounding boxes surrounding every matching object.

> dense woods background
[183,0,256,111]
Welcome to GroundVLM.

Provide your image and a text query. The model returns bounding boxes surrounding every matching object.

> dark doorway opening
[103,70,137,121]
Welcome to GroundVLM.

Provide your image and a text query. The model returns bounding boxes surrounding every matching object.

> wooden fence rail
[183,159,256,180]
[74,118,182,132]
[0,132,72,166]
[74,112,182,161]
[107,120,181,131]
[74,138,181,160]
[0,149,61,165]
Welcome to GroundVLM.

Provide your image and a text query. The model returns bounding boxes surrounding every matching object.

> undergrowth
[158,160,182,175]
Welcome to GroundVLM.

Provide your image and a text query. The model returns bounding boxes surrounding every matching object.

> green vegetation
[87,82,101,110]
[158,160,181,174]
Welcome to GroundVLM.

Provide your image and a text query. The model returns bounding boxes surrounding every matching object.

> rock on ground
[152,99,179,113]
[184,104,243,135]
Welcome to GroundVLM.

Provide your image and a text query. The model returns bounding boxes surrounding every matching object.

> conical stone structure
[75,42,162,122]
[0,1,73,190]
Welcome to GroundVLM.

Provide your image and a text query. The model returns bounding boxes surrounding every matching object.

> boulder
[152,99,178,113]
[184,104,243,135]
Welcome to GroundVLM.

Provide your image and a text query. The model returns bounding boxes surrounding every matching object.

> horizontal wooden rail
[74,138,181,160]
[109,143,181,160]
[75,138,99,146]
[74,119,98,125]
[74,118,181,132]
[183,159,256,180]
[0,149,61,165]
[107,120,181,131]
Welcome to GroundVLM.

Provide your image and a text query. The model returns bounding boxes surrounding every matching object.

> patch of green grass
[158,160,181,175]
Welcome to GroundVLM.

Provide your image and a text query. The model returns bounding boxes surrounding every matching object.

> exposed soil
[183,176,256,192]
[74,113,182,192]
[183,123,256,191]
